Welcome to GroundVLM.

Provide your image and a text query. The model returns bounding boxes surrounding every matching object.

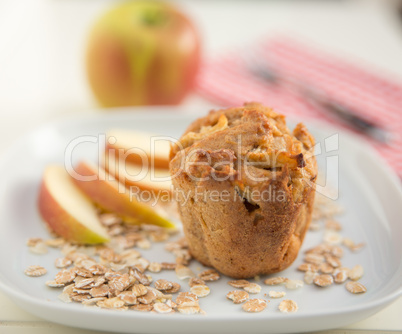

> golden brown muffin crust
[170,102,317,278]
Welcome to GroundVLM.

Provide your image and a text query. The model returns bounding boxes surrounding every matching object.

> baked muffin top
[170,102,317,204]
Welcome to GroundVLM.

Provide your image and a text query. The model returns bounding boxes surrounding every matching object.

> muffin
[170,103,317,278]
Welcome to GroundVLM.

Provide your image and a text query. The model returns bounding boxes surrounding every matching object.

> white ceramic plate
[0,108,401,334]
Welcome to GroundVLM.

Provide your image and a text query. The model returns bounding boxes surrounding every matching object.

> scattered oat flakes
[305,243,332,255]
[25,265,47,277]
[131,304,153,312]
[313,274,334,287]
[132,284,148,297]
[350,243,365,252]
[120,248,141,259]
[137,288,159,304]
[118,291,138,305]
[58,292,72,303]
[134,258,150,271]
[324,231,342,245]
[79,259,98,271]
[346,281,367,294]
[242,299,267,313]
[61,243,77,256]
[55,257,72,269]
[151,287,169,302]
[71,294,91,302]
[190,285,210,298]
[304,253,325,265]
[285,279,304,290]
[92,276,106,287]
[109,262,128,272]
[309,222,321,231]
[90,284,109,298]
[164,282,181,294]
[176,292,199,307]
[173,248,192,261]
[319,263,334,274]
[153,302,173,314]
[244,283,261,294]
[264,277,288,286]
[342,238,354,248]
[148,262,162,273]
[228,280,250,288]
[198,269,220,281]
[226,290,249,304]
[29,241,48,255]
[349,265,364,281]
[175,256,190,266]
[177,305,200,314]
[97,297,125,309]
[131,268,150,286]
[161,262,176,270]
[63,284,75,295]
[268,291,286,298]
[108,274,130,292]
[175,264,195,280]
[149,230,169,243]
[166,299,177,308]
[155,279,173,291]
[325,219,342,231]
[73,287,91,295]
[82,297,105,306]
[298,263,319,272]
[278,300,298,313]
[325,255,341,268]
[109,225,125,237]
[304,270,318,285]
[75,278,95,289]
[145,274,153,285]
[74,267,93,278]
[26,238,43,247]
[45,280,64,288]
[331,246,344,258]
[137,239,151,250]
[99,213,122,226]
[45,238,65,248]
[165,242,182,252]
[189,277,206,287]
[333,268,349,284]
[104,270,120,280]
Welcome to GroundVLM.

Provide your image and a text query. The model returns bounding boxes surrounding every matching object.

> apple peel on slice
[72,161,175,229]
[38,165,110,245]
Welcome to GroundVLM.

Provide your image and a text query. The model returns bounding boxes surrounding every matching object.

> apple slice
[72,161,175,228]
[106,129,171,169]
[102,152,172,195]
[38,165,110,244]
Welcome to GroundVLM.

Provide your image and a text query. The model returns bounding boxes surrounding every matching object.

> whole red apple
[86,1,201,107]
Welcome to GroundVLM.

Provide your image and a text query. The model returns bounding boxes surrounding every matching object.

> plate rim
[0,107,401,329]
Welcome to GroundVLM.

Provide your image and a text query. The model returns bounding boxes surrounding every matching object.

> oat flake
[25,265,47,277]
[244,283,261,294]
[349,265,364,281]
[242,299,267,313]
[268,291,286,298]
[226,290,249,304]
[346,281,367,294]
[190,285,210,298]
[264,277,287,286]
[278,300,298,313]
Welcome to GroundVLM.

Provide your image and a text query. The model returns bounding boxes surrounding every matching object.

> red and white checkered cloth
[196,36,402,177]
